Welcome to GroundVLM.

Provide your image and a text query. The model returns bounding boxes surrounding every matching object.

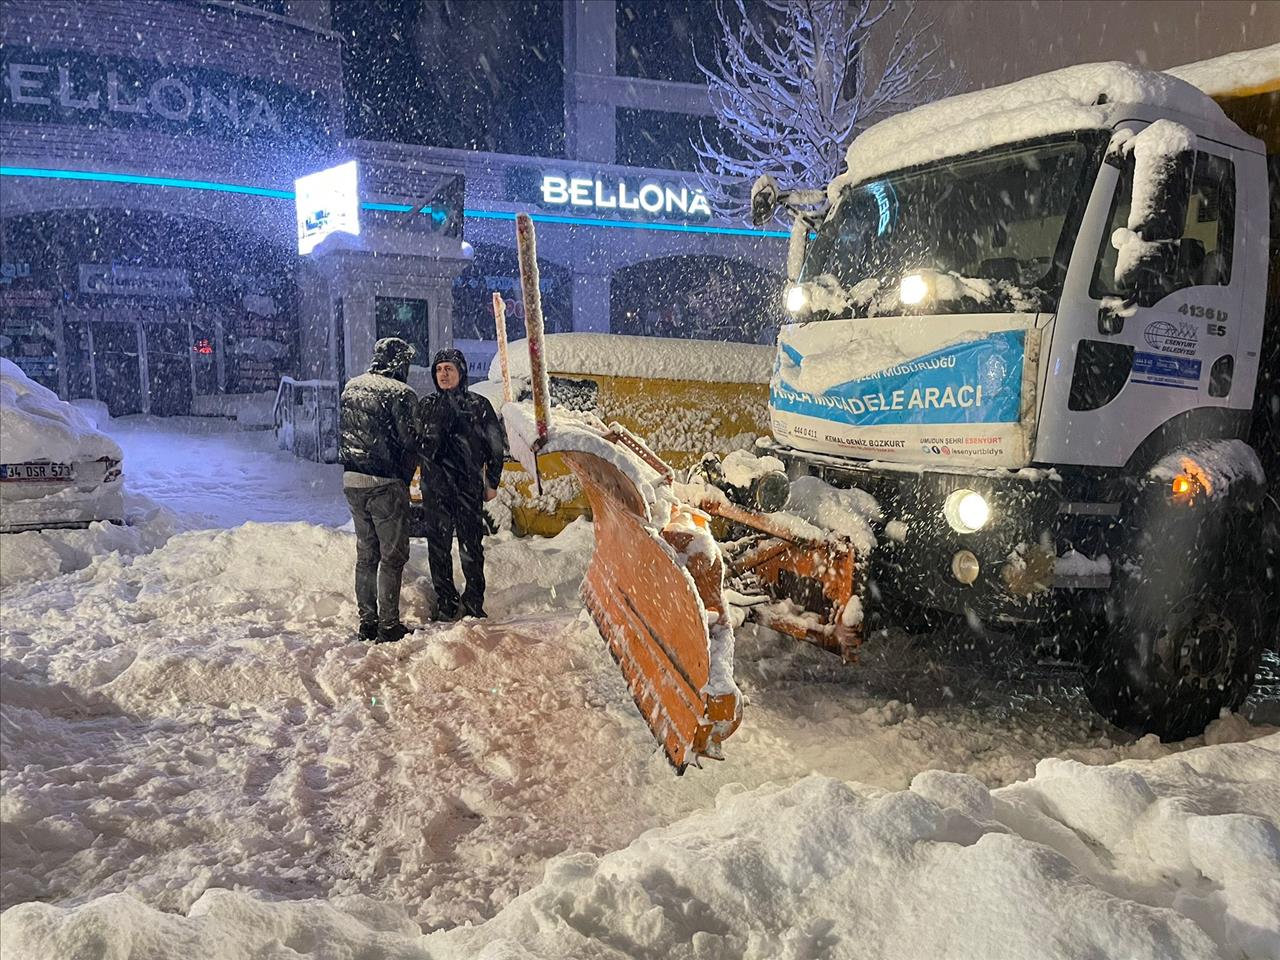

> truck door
[1037,134,1245,468]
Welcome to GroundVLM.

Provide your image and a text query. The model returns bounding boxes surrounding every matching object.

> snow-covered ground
[106,416,348,528]
[2,416,1277,959]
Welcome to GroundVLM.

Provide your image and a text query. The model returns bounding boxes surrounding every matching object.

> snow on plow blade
[562,449,742,772]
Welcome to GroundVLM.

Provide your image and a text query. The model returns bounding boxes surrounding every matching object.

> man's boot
[432,603,461,622]
[358,621,379,642]
[377,622,410,644]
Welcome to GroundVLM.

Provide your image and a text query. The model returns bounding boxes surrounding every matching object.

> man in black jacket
[419,348,505,619]
[339,337,442,643]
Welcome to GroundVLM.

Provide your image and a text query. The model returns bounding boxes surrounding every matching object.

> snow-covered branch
[694,0,954,222]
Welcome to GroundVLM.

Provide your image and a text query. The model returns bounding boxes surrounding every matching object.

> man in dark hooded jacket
[339,337,446,643]
[418,348,505,619]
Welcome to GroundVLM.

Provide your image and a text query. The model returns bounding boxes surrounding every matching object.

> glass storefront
[0,208,298,413]
[0,308,59,391]
[453,242,572,342]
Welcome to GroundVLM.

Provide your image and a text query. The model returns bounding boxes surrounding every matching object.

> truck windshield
[801,133,1104,316]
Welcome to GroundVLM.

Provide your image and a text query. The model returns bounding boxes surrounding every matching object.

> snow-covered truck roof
[490,332,775,385]
[830,60,1242,201]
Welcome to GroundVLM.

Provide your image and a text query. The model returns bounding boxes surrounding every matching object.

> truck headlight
[899,273,930,305]
[785,284,808,313]
[944,488,990,534]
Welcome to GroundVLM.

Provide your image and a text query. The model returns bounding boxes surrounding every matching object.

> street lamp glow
[785,284,809,313]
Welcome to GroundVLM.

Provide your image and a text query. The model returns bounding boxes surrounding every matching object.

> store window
[617,0,723,83]
[375,297,431,364]
[452,244,572,342]
[616,108,716,172]
[611,255,784,344]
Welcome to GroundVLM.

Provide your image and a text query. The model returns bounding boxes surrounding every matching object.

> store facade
[1,0,787,415]
[0,0,471,415]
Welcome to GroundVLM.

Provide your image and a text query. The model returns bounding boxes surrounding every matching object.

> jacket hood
[430,348,469,391]
[369,337,416,380]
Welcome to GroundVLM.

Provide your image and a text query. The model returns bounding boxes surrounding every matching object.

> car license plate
[0,462,76,482]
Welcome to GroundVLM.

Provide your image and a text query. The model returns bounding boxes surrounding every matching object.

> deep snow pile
[3,417,1277,959]
[4,736,1277,960]
[3,509,1275,945]
[1,411,345,582]
[0,492,183,584]
[1,518,606,926]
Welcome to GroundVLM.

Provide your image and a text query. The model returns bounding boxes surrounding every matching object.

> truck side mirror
[751,175,780,227]
[1108,122,1195,305]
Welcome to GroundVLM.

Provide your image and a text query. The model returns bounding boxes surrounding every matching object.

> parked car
[0,358,123,533]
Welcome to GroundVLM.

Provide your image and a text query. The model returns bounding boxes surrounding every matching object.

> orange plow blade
[562,450,742,772]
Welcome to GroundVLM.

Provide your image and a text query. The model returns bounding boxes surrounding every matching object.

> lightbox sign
[295,161,360,255]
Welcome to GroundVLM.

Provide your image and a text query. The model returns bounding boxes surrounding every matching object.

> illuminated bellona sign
[539,173,712,220]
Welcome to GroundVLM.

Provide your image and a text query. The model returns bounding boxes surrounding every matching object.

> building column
[571,270,611,333]
[295,258,334,381]
[564,0,617,163]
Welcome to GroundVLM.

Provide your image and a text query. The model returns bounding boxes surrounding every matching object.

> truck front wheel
[1082,582,1262,740]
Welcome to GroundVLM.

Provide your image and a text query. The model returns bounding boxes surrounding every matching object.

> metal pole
[492,291,512,405]
[515,213,550,445]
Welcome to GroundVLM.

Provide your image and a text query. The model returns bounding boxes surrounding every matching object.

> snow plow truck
[503,48,1280,772]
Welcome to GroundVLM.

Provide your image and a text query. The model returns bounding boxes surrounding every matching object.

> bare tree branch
[694,0,956,222]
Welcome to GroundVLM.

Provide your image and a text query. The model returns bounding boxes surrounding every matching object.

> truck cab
[759,57,1278,739]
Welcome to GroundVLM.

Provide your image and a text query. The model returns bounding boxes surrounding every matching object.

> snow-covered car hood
[0,358,122,464]
[769,314,1041,469]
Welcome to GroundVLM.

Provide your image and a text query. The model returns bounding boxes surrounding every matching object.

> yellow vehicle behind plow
[477,332,773,536]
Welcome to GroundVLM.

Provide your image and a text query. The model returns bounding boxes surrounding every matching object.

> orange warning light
[1171,474,1197,501]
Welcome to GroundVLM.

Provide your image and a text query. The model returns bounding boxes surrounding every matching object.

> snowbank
[1168,43,1280,97]
[0,494,181,586]
[0,357,122,464]
[3,418,1276,960]
[835,61,1226,194]
[492,333,775,385]
[4,736,1276,960]
[0,517,597,928]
